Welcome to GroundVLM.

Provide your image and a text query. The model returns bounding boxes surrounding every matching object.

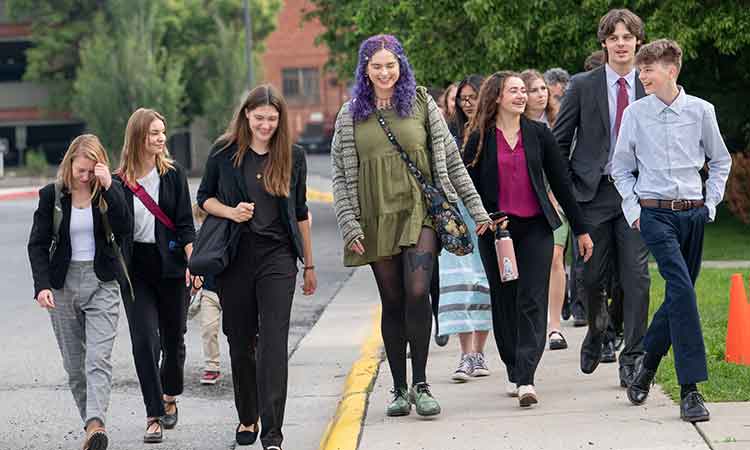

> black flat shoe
[580,342,602,374]
[435,334,449,347]
[162,400,178,429]
[681,392,710,423]
[601,340,617,363]
[548,331,568,350]
[143,418,163,444]
[236,423,259,446]
[627,365,657,405]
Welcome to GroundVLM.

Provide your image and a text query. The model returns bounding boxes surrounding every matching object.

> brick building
[261,0,348,142]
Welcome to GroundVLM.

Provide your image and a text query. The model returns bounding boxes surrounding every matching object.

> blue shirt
[612,88,732,226]
[604,64,637,175]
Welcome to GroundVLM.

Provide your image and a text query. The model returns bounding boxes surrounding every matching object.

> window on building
[282,68,320,104]
[0,41,30,82]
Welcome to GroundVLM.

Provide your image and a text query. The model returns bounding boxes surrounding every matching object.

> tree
[307,0,750,150]
[8,0,282,122]
[72,0,185,157]
[201,17,257,142]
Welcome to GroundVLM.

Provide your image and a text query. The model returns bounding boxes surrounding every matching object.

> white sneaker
[451,354,474,382]
[471,353,491,377]
[518,385,538,407]
[505,381,519,397]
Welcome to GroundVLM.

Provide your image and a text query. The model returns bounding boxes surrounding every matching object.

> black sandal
[548,330,568,350]
[143,418,163,444]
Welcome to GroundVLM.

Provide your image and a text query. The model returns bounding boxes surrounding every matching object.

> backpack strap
[49,183,63,261]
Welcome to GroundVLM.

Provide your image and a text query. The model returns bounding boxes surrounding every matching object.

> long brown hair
[118,108,175,186]
[520,69,557,126]
[216,84,292,197]
[466,71,521,168]
[57,134,110,200]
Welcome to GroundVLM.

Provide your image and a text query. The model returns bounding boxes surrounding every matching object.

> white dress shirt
[604,64,637,174]
[133,167,160,243]
[612,88,732,226]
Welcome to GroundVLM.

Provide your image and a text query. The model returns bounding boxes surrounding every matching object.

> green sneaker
[409,383,441,416]
[386,387,411,417]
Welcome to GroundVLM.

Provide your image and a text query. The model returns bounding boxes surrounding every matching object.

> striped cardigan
[331,87,491,248]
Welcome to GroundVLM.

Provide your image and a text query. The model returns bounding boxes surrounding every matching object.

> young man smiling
[553,9,650,388]
[612,39,731,422]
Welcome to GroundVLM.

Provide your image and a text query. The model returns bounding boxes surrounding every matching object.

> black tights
[371,227,438,389]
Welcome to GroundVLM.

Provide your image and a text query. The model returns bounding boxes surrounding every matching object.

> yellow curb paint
[308,188,334,203]
[319,306,383,450]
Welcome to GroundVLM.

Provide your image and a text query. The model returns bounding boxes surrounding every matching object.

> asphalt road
[0,154,353,449]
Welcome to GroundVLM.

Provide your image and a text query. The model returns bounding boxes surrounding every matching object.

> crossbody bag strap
[127,181,177,232]
[374,110,431,192]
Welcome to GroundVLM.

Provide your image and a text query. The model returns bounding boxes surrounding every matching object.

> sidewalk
[348,291,749,449]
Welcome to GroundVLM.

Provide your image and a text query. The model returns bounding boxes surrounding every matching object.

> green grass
[702,205,750,261]
[649,267,750,402]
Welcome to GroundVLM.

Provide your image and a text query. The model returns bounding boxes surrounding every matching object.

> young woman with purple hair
[331,34,492,418]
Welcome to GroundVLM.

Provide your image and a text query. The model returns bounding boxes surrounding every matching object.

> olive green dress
[344,91,433,267]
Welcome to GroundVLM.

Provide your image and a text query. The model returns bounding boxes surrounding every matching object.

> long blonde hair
[215,84,292,197]
[57,134,109,200]
[118,108,175,186]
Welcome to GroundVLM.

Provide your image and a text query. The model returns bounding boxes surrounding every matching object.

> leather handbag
[375,110,473,256]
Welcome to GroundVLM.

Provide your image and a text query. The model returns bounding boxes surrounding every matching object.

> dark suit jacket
[464,116,587,236]
[114,164,196,279]
[553,65,645,202]
[28,181,132,298]
[196,143,309,262]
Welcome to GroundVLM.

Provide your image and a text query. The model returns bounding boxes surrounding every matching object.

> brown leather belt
[639,199,705,211]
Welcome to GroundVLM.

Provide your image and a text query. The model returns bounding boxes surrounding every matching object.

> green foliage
[72,0,185,159]
[307,0,750,149]
[8,0,281,122]
[201,17,254,142]
[24,149,50,176]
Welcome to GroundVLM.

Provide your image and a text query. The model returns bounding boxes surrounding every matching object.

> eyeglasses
[459,95,478,105]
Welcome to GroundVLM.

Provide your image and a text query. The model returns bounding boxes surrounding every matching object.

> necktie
[614,77,629,138]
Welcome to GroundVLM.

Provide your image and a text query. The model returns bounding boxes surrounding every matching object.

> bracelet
[303,265,315,271]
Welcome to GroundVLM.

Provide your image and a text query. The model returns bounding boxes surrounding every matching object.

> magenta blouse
[496,128,543,218]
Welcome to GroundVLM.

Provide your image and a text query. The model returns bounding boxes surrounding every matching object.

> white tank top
[70,206,95,261]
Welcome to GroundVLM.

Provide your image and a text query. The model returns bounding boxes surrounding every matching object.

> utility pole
[243,0,255,89]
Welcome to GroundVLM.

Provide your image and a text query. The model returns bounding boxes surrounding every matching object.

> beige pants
[200,290,222,371]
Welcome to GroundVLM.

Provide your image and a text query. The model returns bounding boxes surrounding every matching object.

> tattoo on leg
[407,251,433,273]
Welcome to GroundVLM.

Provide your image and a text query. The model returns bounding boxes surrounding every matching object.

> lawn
[702,205,750,261]
[649,267,750,402]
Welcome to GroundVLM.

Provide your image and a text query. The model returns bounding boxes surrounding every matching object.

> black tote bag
[188,214,237,276]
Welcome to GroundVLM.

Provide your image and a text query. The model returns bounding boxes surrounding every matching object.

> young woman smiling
[331,34,491,418]
[115,108,196,444]
[464,71,593,407]
[197,84,315,449]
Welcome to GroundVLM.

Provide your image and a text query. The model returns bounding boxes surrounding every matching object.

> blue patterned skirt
[436,201,492,336]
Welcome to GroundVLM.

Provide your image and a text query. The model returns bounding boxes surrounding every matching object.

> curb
[0,189,39,202]
[308,188,334,203]
[318,306,383,450]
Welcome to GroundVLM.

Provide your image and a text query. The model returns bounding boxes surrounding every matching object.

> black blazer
[114,164,196,279]
[463,116,587,236]
[553,65,645,202]
[27,181,132,298]
[196,143,309,261]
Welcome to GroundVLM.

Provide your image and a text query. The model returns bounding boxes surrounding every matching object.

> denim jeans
[639,206,709,384]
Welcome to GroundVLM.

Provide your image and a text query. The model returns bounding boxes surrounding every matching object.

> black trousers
[581,180,650,368]
[217,232,297,449]
[123,242,188,418]
[478,215,553,386]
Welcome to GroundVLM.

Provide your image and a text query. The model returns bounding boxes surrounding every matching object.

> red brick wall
[261,0,348,139]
